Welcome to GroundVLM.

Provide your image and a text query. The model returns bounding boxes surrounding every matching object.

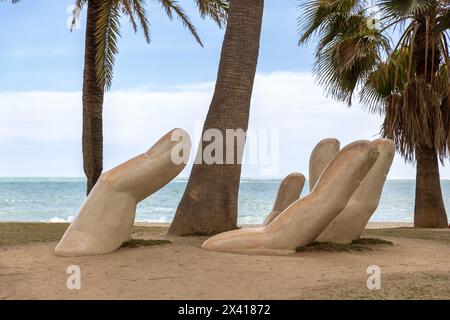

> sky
[1,0,449,179]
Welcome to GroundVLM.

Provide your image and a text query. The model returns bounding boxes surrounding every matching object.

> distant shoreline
[0,221,415,229]
[135,221,415,229]
[1,176,450,181]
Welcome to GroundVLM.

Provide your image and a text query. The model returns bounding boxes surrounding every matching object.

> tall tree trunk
[414,145,448,228]
[168,0,264,236]
[82,0,104,195]
[412,13,448,227]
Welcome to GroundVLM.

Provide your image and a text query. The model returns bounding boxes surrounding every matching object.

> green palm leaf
[298,0,364,45]
[120,0,139,33]
[194,0,228,28]
[360,47,410,111]
[69,0,87,32]
[95,0,121,90]
[298,0,450,161]
[74,0,226,92]
[128,0,151,43]
[158,0,203,46]
[378,0,437,17]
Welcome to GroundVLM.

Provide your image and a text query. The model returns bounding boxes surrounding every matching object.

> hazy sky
[1,0,449,179]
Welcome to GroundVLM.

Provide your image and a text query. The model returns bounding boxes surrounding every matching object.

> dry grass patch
[296,238,393,253]
[121,239,171,248]
[0,222,70,246]
[363,227,450,244]
[0,222,168,246]
[302,272,450,299]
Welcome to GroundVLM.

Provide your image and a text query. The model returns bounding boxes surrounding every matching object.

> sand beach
[1,222,449,300]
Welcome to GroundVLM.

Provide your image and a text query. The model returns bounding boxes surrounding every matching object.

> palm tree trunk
[414,145,448,228]
[412,13,448,228]
[168,0,264,236]
[82,0,104,195]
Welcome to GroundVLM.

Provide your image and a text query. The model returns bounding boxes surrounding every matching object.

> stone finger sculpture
[202,141,379,254]
[261,173,305,227]
[54,128,191,256]
[309,138,340,191]
[316,138,395,244]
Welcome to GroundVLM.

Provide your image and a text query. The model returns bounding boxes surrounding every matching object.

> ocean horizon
[1,177,450,224]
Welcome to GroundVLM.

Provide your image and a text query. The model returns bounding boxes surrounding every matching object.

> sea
[1,178,449,224]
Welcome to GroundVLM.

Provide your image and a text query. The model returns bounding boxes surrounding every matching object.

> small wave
[48,215,75,223]
[158,216,169,223]
[138,206,175,213]
[135,216,171,223]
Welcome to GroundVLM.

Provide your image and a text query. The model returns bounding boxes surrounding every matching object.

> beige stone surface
[54,128,191,256]
[309,138,340,191]
[202,140,379,254]
[316,139,395,243]
[261,173,305,226]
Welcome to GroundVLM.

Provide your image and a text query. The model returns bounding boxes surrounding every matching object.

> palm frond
[119,0,151,42]
[313,24,390,105]
[297,0,364,45]
[70,0,87,32]
[194,0,228,28]
[378,0,437,17]
[129,0,151,43]
[158,0,203,46]
[382,77,449,162]
[435,10,450,34]
[90,0,211,92]
[360,47,411,112]
[95,0,122,90]
[120,0,138,33]
[435,63,450,96]
[316,13,368,53]
[74,0,87,9]
[298,0,450,162]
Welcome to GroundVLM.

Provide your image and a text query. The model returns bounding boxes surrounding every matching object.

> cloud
[1,71,449,178]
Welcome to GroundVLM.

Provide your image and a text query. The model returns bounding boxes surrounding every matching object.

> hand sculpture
[202,140,379,254]
[316,139,395,243]
[261,173,305,227]
[55,128,191,256]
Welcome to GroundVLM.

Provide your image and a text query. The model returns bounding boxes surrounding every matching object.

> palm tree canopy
[72,0,228,90]
[298,0,450,162]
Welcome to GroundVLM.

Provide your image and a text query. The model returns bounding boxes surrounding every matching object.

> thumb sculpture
[261,173,305,227]
[54,128,191,256]
[202,141,379,254]
[316,139,395,243]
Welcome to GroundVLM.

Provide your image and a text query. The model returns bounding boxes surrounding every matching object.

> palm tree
[169,0,264,236]
[72,0,228,194]
[298,0,450,227]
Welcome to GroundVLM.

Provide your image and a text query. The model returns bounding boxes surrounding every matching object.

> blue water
[0,178,449,224]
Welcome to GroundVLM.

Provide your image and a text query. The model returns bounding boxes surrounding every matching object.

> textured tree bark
[414,145,448,228]
[82,0,104,195]
[168,0,264,236]
[412,13,447,228]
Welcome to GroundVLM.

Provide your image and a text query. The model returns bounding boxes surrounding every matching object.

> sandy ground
[0,222,449,300]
